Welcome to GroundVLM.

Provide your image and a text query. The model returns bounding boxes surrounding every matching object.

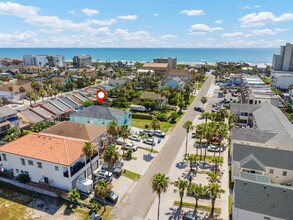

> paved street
[146,81,230,220]
[113,76,214,220]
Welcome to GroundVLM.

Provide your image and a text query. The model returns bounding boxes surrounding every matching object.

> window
[55,166,59,171]
[28,160,33,166]
[2,154,7,161]
[264,217,271,220]
[283,171,287,176]
[20,158,25,166]
[37,162,42,169]
[16,169,19,173]
[0,155,1,161]
[269,169,274,174]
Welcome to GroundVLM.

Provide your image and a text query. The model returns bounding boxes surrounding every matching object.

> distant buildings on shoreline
[153,57,177,68]
[23,54,65,67]
[272,43,293,71]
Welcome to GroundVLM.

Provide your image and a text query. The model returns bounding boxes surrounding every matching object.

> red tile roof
[0,133,86,166]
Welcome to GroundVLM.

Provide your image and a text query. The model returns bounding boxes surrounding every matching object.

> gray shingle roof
[18,109,45,123]
[49,99,72,112]
[42,103,63,115]
[234,177,293,219]
[0,106,17,118]
[231,128,277,144]
[71,105,129,121]
[31,106,53,119]
[233,143,293,171]
[73,93,88,102]
[59,96,80,108]
[240,154,266,171]
[239,172,270,183]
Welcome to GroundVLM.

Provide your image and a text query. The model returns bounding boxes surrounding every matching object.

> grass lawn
[173,200,221,213]
[189,154,223,163]
[122,170,141,181]
[138,146,158,154]
[132,118,174,133]
[229,195,232,216]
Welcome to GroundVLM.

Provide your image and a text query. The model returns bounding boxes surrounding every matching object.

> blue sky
[0,0,293,47]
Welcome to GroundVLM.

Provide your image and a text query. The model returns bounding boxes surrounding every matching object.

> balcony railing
[70,161,86,177]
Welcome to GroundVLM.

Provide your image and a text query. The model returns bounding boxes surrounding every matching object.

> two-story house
[41,121,109,151]
[0,133,98,191]
[0,106,21,134]
[70,105,132,127]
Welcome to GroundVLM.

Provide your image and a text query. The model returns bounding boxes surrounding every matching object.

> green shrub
[16,174,31,183]
[132,113,153,120]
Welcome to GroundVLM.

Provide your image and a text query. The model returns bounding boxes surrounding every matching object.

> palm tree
[188,183,205,210]
[200,96,207,107]
[8,86,13,102]
[185,154,197,173]
[173,178,189,206]
[201,112,210,123]
[195,124,205,159]
[208,183,225,217]
[211,157,222,174]
[19,86,26,101]
[203,125,214,161]
[103,145,119,172]
[215,109,228,121]
[38,87,47,102]
[183,121,194,156]
[107,121,119,142]
[150,118,160,153]
[152,173,169,220]
[83,141,96,179]
[228,113,238,129]
[216,124,228,156]
[94,179,112,212]
[119,125,131,158]
[67,189,80,206]
[207,171,220,183]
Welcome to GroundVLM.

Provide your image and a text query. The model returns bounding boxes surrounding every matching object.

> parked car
[95,170,113,182]
[207,145,224,152]
[183,212,198,220]
[122,142,138,151]
[128,134,141,142]
[94,190,119,206]
[191,132,195,138]
[143,138,155,146]
[140,130,154,137]
[101,163,122,177]
[153,130,165,138]
[194,107,205,112]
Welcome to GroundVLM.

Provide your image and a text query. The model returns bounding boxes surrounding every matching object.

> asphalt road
[115,76,214,220]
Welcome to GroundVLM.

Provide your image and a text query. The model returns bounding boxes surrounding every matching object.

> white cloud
[153,13,159,17]
[0,31,38,46]
[40,28,63,34]
[88,19,117,26]
[0,2,39,17]
[68,10,75,15]
[223,39,285,48]
[222,32,251,39]
[160,34,178,40]
[81,8,99,17]
[239,5,261,10]
[117,15,137,20]
[189,24,222,34]
[180,9,205,16]
[239,12,293,27]
[214,19,223,24]
[251,28,290,36]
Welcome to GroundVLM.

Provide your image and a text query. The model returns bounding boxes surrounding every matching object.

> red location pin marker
[96,89,106,103]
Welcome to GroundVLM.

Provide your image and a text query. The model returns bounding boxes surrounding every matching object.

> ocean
[0,48,277,65]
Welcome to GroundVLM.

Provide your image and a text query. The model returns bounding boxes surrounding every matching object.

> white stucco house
[0,133,99,191]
